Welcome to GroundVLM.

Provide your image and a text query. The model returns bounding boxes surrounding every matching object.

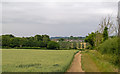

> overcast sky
[1,0,119,37]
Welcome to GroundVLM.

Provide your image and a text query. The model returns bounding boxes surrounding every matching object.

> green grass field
[2,49,78,72]
[81,50,118,72]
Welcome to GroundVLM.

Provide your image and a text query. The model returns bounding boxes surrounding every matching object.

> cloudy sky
[1,0,119,37]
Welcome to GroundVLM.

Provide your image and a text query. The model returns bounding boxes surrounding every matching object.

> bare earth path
[67,51,84,72]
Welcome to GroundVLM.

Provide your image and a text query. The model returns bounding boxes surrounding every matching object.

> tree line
[1,34,59,49]
[85,16,119,65]
[85,16,118,49]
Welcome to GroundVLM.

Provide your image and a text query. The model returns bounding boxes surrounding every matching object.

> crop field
[2,49,78,72]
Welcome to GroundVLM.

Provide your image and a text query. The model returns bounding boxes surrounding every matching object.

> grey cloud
[2,2,118,37]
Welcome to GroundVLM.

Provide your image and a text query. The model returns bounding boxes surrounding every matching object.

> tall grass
[81,50,118,72]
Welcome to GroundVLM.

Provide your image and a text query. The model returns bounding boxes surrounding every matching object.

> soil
[66,51,84,72]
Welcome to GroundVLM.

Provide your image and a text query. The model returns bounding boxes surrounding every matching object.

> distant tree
[73,42,77,49]
[10,37,21,47]
[19,37,27,47]
[42,35,50,47]
[47,41,59,49]
[85,32,96,47]
[2,34,14,47]
[3,34,14,38]
[70,36,74,39]
[34,35,42,41]
[59,38,64,41]
[94,31,103,48]
[98,16,118,36]
[1,34,52,49]
[58,42,70,49]
[25,37,35,47]
[103,27,108,41]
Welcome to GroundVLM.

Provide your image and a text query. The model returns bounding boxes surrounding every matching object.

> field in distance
[2,49,78,72]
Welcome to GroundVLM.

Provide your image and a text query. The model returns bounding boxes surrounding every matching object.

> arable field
[2,49,78,72]
[81,50,118,72]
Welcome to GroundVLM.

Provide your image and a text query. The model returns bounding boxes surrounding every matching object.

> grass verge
[81,50,118,72]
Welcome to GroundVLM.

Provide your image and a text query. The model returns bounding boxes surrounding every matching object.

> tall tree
[42,35,50,47]
[85,32,96,47]
[98,16,118,36]
[103,27,108,41]
[95,31,103,47]
[2,34,14,47]
[34,35,42,41]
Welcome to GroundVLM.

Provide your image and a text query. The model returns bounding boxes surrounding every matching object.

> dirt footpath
[67,51,84,72]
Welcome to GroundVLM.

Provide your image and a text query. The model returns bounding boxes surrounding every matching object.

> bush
[97,37,118,65]
[97,37,118,55]
[47,41,59,49]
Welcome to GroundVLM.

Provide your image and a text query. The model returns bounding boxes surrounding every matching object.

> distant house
[51,38,84,43]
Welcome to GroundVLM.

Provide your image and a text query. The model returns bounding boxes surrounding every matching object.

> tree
[85,32,96,47]
[19,37,27,47]
[2,34,14,47]
[25,37,35,47]
[34,35,42,41]
[1,34,51,49]
[103,27,108,41]
[70,36,74,39]
[58,42,70,49]
[42,35,50,47]
[98,16,118,36]
[94,31,103,47]
[10,37,21,47]
[59,38,64,41]
[0,36,2,47]
[47,41,59,49]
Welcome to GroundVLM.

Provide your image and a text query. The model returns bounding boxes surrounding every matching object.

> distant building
[51,38,84,42]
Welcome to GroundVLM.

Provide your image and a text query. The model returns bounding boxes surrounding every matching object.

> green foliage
[85,32,96,47]
[81,50,118,72]
[34,35,42,41]
[0,36,2,47]
[10,37,21,47]
[2,34,14,47]
[2,34,51,49]
[59,38,64,41]
[103,27,108,41]
[94,32,103,48]
[58,42,71,50]
[47,41,60,49]
[69,36,85,40]
[97,37,118,65]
